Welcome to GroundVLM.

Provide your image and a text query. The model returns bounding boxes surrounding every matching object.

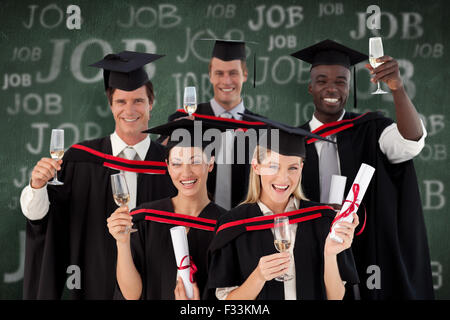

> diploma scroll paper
[170,226,194,299]
[330,163,375,243]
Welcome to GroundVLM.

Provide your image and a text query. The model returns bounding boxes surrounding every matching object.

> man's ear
[307,82,312,95]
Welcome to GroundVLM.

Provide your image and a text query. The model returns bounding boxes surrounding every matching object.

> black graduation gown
[165,102,261,208]
[300,111,434,300]
[207,201,359,300]
[114,198,227,300]
[23,137,177,300]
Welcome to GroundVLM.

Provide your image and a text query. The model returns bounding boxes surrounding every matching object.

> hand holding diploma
[174,276,200,300]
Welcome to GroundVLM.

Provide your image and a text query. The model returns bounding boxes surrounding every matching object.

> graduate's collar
[309,110,346,132]
[210,98,245,120]
[257,196,299,216]
[110,131,150,160]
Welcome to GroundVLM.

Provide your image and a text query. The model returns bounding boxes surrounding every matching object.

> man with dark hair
[291,39,433,299]
[166,40,260,210]
[20,51,176,299]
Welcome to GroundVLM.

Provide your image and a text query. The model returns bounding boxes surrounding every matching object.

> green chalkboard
[1,0,449,299]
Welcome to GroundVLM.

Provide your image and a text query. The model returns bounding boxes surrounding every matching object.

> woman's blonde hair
[241,145,308,205]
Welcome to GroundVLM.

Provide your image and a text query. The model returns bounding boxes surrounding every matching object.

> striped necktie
[319,135,339,204]
[122,146,137,210]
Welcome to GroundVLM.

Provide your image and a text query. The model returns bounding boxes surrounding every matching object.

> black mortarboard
[89,51,164,91]
[290,39,368,109]
[211,39,247,61]
[290,39,367,69]
[239,113,335,158]
[143,119,237,157]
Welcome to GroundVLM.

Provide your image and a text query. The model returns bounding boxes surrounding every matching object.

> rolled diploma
[328,175,347,205]
[170,226,194,299]
[330,163,375,243]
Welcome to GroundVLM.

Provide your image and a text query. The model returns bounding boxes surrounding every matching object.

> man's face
[110,86,152,140]
[209,57,247,110]
[308,65,351,121]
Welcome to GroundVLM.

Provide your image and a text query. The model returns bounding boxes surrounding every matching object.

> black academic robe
[300,111,434,300]
[207,201,359,300]
[114,198,227,300]
[166,102,261,208]
[23,137,177,300]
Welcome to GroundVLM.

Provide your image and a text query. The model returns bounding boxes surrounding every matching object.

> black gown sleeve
[207,213,244,290]
[23,158,73,299]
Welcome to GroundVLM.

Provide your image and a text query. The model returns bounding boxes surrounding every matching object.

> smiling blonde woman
[208,114,360,300]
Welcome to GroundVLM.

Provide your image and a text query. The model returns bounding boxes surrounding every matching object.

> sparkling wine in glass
[111,173,137,234]
[273,216,294,282]
[48,129,64,185]
[183,86,197,116]
[369,37,388,94]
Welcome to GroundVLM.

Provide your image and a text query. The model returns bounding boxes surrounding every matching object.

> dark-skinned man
[291,39,433,300]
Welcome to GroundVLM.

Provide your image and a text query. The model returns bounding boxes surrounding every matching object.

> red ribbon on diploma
[178,255,198,283]
[331,183,360,228]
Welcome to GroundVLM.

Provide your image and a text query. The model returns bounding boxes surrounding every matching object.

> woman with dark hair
[107,119,231,300]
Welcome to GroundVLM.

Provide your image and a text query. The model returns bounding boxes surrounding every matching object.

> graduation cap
[89,51,164,91]
[143,118,237,158]
[290,39,368,109]
[239,112,335,158]
[200,38,258,88]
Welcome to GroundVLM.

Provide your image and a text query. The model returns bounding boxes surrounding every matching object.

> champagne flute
[183,86,197,116]
[369,37,388,94]
[48,129,64,185]
[111,173,137,234]
[273,216,294,281]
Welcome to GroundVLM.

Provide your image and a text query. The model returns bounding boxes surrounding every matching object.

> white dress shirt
[216,197,299,300]
[20,133,151,220]
[210,98,246,120]
[309,110,427,165]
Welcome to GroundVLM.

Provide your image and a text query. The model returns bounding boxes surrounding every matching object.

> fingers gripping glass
[111,173,137,234]
[273,216,294,282]
[369,37,388,95]
[48,129,64,185]
[183,86,197,116]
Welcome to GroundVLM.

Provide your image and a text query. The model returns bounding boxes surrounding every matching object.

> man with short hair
[166,40,261,209]
[20,51,176,299]
[292,39,433,299]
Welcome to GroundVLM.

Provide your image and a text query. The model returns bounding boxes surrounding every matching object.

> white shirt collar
[210,98,245,120]
[309,110,346,131]
[257,196,299,216]
[110,132,151,161]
